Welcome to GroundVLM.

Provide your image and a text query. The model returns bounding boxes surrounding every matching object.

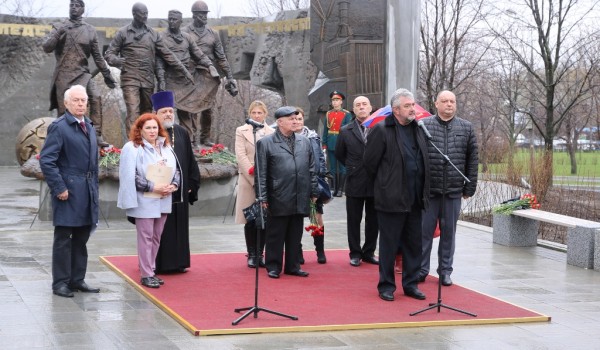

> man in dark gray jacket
[419,90,478,287]
[255,106,319,279]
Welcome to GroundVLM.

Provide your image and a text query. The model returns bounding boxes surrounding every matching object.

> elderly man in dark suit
[335,96,380,267]
[40,84,100,298]
[255,106,319,279]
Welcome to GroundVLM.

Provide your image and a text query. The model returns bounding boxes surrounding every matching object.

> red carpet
[100,250,549,336]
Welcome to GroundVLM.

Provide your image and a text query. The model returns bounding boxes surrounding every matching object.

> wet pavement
[1,166,600,349]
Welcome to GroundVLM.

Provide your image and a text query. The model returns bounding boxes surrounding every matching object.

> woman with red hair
[118,113,181,288]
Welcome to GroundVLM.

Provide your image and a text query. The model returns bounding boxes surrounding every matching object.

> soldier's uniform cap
[329,91,345,100]
[274,106,299,119]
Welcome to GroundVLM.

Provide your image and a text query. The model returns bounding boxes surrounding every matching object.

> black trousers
[377,207,422,294]
[346,196,378,259]
[264,214,304,274]
[52,225,92,290]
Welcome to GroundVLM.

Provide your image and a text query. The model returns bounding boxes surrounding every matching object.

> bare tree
[488,0,600,192]
[419,0,493,112]
[246,0,309,17]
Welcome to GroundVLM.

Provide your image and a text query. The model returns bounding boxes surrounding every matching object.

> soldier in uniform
[156,9,219,146]
[42,0,117,147]
[104,2,193,135]
[183,0,238,146]
[322,91,352,197]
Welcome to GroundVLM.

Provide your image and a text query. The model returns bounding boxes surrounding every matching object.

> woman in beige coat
[235,101,275,268]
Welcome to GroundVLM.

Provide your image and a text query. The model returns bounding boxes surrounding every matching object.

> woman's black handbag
[317,176,332,204]
[243,201,267,228]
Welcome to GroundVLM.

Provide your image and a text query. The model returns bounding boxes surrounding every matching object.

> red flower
[248,166,254,175]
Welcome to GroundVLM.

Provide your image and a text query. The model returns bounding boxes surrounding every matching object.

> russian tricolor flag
[362,103,432,128]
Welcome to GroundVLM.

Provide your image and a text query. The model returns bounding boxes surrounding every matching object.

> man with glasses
[255,106,319,279]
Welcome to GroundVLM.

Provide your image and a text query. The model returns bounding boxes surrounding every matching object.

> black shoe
[258,256,266,268]
[441,274,453,286]
[379,291,394,301]
[177,268,188,273]
[362,256,379,265]
[141,277,160,288]
[53,286,74,298]
[350,258,361,267]
[152,276,164,285]
[69,281,100,293]
[247,256,258,268]
[417,273,427,283]
[404,288,426,300]
[284,269,309,277]
[316,250,327,264]
[267,270,280,279]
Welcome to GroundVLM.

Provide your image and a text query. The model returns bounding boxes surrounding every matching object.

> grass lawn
[482,149,600,178]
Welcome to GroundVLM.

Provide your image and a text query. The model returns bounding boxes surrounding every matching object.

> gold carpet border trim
[100,254,551,337]
[99,256,200,336]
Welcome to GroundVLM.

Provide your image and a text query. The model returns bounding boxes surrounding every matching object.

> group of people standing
[228,88,478,304]
[38,1,477,302]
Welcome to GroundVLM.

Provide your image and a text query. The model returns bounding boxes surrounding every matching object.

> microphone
[417,120,432,140]
[245,118,264,129]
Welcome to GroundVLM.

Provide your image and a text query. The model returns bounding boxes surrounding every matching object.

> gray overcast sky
[1,0,251,18]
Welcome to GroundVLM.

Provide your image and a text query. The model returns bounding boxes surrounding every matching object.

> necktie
[79,121,88,135]
[362,125,369,143]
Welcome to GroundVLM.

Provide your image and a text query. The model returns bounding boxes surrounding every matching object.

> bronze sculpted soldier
[156,9,219,146]
[42,0,117,147]
[183,0,238,146]
[104,2,194,134]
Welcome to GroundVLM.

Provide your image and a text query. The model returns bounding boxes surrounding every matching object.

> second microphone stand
[410,134,476,318]
[232,123,298,325]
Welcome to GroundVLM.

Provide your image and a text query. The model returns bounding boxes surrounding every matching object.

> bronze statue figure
[156,9,219,146]
[42,0,117,147]
[183,0,238,146]
[104,2,194,135]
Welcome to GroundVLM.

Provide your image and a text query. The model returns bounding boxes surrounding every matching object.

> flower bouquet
[305,201,323,237]
[99,146,121,167]
[195,143,237,165]
[493,193,541,215]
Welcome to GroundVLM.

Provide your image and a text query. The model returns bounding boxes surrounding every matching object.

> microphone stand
[233,124,298,325]
[410,136,476,318]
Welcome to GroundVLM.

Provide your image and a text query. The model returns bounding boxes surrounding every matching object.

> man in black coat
[255,106,319,279]
[151,91,201,274]
[364,88,430,302]
[419,90,478,287]
[335,96,379,267]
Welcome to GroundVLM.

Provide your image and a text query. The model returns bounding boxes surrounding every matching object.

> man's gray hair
[390,88,414,107]
[64,85,87,102]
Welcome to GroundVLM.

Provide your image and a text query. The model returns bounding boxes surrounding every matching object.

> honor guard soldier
[322,91,352,196]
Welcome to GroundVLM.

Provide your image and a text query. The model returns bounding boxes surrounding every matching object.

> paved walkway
[1,166,600,349]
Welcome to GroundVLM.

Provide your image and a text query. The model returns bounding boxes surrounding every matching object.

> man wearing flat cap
[42,0,117,147]
[322,91,352,197]
[150,91,200,274]
[255,106,319,279]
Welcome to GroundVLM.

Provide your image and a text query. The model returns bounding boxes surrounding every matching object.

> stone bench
[493,209,600,269]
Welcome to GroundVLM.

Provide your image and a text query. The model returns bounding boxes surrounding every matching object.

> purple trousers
[135,215,168,278]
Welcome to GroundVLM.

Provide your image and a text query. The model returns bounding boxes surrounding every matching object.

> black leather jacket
[255,131,319,216]
[421,115,478,198]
